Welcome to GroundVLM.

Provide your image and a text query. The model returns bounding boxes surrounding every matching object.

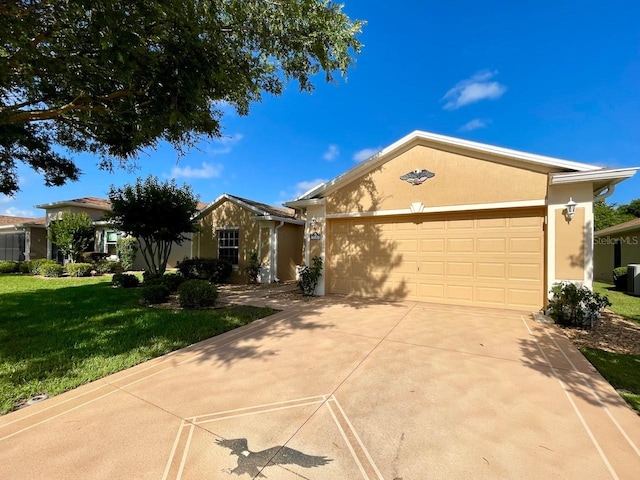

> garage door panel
[447,238,474,253]
[327,208,544,310]
[476,262,506,279]
[477,237,506,253]
[510,237,542,254]
[420,261,445,276]
[447,262,473,278]
[476,286,506,305]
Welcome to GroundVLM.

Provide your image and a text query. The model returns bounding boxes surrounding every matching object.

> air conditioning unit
[627,264,640,295]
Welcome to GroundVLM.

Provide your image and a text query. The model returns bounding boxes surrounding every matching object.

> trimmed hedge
[23,258,50,275]
[66,262,93,277]
[112,273,140,288]
[95,260,123,274]
[177,279,217,309]
[144,272,185,292]
[139,285,170,305]
[40,261,63,277]
[77,252,109,264]
[613,266,628,291]
[0,261,19,273]
[177,258,232,284]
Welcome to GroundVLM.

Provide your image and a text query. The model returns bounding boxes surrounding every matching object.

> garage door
[327,208,544,310]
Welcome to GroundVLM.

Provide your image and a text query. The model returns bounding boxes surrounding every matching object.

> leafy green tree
[47,211,95,263]
[594,200,634,231]
[0,1,364,195]
[617,198,640,218]
[106,176,199,276]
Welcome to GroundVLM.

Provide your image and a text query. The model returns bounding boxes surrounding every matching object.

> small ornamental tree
[47,211,95,262]
[106,176,199,276]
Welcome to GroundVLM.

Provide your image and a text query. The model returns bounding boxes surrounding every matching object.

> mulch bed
[561,311,640,355]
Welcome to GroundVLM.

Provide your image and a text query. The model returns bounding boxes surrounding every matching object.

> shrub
[95,260,123,274]
[0,261,19,273]
[112,273,140,288]
[143,272,185,292]
[177,258,232,283]
[40,260,63,277]
[547,282,611,328]
[116,237,138,271]
[613,266,628,291]
[297,256,323,296]
[244,251,261,284]
[77,252,109,264]
[25,258,50,275]
[178,279,218,309]
[19,262,31,273]
[66,262,93,277]
[139,285,170,305]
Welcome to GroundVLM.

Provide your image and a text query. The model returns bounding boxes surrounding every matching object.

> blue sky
[2,0,639,218]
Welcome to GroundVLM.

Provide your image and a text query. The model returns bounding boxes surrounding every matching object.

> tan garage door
[327,208,545,310]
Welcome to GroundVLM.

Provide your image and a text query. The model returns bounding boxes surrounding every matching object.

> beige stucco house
[0,215,47,262]
[285,130,638,311]
[34,196,195,269]
[594,218,640,283]
[193,194,304,283]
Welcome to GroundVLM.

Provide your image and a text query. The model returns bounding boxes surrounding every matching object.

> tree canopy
[0,1,364,195]
[47,211,95,262]
[594,200,636,231]
[106,175,199,275]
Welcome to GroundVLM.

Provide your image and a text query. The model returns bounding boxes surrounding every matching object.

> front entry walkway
[2,298,639,479]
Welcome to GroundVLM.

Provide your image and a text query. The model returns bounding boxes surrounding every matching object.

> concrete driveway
[2,298,639,479]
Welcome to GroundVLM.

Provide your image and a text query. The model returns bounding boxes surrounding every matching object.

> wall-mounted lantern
[565,197,577,221]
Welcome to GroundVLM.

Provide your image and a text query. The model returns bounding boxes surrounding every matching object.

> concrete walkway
[2,297,639,479]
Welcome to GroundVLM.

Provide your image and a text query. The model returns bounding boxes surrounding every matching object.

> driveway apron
[1,298,639,479]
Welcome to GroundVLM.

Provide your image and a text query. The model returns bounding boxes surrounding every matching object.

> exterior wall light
[309,216,318,230]
[565,197,577,221]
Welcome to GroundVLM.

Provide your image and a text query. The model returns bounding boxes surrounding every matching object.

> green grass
[582,282,640,414]
[580,348,640,413]
[0,274,274,414]
[594,281,640,326]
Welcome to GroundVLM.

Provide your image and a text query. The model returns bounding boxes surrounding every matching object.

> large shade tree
[0,1,364,195]
[106,175,199,276]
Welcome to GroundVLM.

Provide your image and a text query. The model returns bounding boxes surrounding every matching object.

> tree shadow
[324,171,410,302]
[518,323,631,410]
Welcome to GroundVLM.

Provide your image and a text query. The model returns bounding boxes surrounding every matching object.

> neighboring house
[594,218,640,283]
[193,194,304,283]
[0,215,47,262]
[34,196,203,269]
[285,130,638,311]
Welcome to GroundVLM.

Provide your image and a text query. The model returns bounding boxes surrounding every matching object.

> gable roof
[195,193,298,222]
[35,196,112,210]
[595,217,640,237]
[287,130,610,203]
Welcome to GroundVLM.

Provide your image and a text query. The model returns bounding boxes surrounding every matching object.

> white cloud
[353,147,382,163]
[170,162,224,179]
[2,206,35,217]
[279,178,329,203]
[459,118,491,132]
[443,70,506,110]
[323,144,340,161]
[206,133,244,155]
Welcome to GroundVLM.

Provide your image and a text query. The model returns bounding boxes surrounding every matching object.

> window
[218,229,239,265]
[106,231,120,256]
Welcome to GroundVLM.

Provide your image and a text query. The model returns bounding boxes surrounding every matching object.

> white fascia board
[34,201,111,211]
[298,130,603,200]
[251,215,304,225]
[192,193,265,220]
[549,167,639,185]
[283,198,326,208]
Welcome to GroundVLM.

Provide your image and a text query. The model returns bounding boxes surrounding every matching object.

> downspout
[273,221,285,282]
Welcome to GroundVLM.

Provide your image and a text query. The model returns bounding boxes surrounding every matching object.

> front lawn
[0,274,274,414]
[581,348,640,413]
[580,282,640,414]
[594,282,640,326]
